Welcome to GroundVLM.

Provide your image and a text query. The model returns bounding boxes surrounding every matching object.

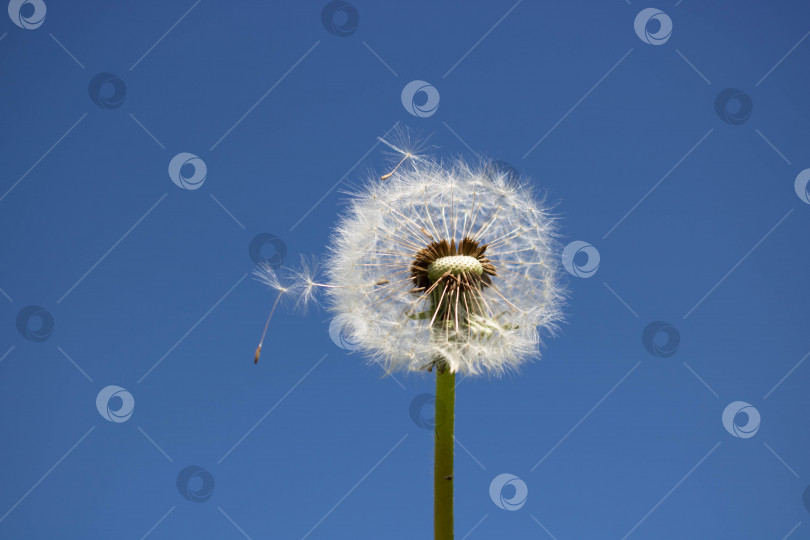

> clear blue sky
[1,1,809,538]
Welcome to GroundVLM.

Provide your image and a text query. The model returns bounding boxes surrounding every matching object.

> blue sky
[1,1,809,538]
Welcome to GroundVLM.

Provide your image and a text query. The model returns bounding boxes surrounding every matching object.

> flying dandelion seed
[377,127,435,164]
[252,262,298,364]
[322,147,565,376]
[253,255,327,363]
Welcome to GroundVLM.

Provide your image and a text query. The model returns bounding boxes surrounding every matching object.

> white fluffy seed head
[325,154,565,376]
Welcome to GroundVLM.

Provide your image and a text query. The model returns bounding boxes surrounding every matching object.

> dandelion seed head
[325,153,565,376]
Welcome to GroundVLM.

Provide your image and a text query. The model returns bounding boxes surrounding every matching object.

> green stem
[434,367,455,540]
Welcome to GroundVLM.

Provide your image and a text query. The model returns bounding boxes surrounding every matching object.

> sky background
[1,0,810,538]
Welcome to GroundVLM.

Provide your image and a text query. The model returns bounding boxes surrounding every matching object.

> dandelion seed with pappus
[253,131,565,539]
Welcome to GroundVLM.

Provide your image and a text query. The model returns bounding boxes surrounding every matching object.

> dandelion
[326,154,564,377]
[255,134,565,539]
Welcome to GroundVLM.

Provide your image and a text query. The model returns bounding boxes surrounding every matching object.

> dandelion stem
[434,365,455,539]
